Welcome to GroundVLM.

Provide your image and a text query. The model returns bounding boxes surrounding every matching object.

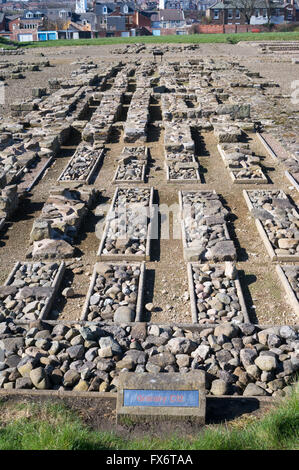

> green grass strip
[18,31,299,48]
[0,383,298,450]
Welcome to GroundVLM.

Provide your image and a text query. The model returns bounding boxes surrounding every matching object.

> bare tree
[231,0,258,24]
[40,18,67,31]
[264,0,276,28]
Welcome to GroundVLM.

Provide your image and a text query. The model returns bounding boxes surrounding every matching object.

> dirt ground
[0,42,299,325]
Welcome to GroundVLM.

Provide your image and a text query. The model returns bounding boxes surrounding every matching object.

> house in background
[206,0,299,25]
[151,8,187,34]
[94,2,151,36]
[94,1,136,31]
[8,13,44,41]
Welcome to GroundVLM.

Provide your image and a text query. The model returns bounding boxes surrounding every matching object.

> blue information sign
[123,389,199,408]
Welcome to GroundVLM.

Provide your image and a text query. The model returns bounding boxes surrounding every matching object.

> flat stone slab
[116,371,206,423]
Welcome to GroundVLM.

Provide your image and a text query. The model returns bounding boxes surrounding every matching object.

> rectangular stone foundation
[0,261,65,321]
[81,261,145,322]
[187,262,249,324]
[243,189,299,262]
[97,186,154,262]
[57,147,104,186]
[276,265,299,317]
[217,144,267,184]
[179,190,236,262]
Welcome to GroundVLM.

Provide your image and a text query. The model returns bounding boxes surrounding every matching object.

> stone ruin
[0,54,298,403]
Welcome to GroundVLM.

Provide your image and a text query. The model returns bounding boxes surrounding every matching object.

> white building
[75,0,87,14]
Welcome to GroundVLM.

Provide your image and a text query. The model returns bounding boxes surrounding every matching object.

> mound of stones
[28,186,98,260]
[112,44,147,55]
[164,120,194,153]
[83,262,142,322]
[0,319,298,397]
[112,44,200,56]
[168,163,199,182]
[181,190,236,262]
[165,151,194,164]
[0,262,62,321]
[0,141,38,189]
[0,59,50,80]
[212,119,243,144]
[160,94,201,121]
[0,49,24,55]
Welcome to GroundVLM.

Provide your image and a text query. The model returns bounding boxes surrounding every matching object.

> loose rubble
[0,319,298,397]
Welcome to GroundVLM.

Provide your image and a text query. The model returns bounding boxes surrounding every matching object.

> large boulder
[210,379,228,396]
[113,306,135,323]
[167,337,197,355]
[31,239,74,259]
[214,324,239,339]
[255,355,278,372]
[30,367,48,389]
[243,383,267,396]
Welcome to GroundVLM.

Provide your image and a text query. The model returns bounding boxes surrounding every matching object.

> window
[123,5,128,13]
[103,6,107,14]
[276,8,280,16]
[235,9,240,19]
[255,9,259,17]
[263,9,267,17]
[214,9,219,19]
[228,9,233,19]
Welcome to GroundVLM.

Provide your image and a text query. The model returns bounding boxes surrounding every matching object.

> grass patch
[0,382,298,450]
[0,37,19,50]
[19,31,299,48]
